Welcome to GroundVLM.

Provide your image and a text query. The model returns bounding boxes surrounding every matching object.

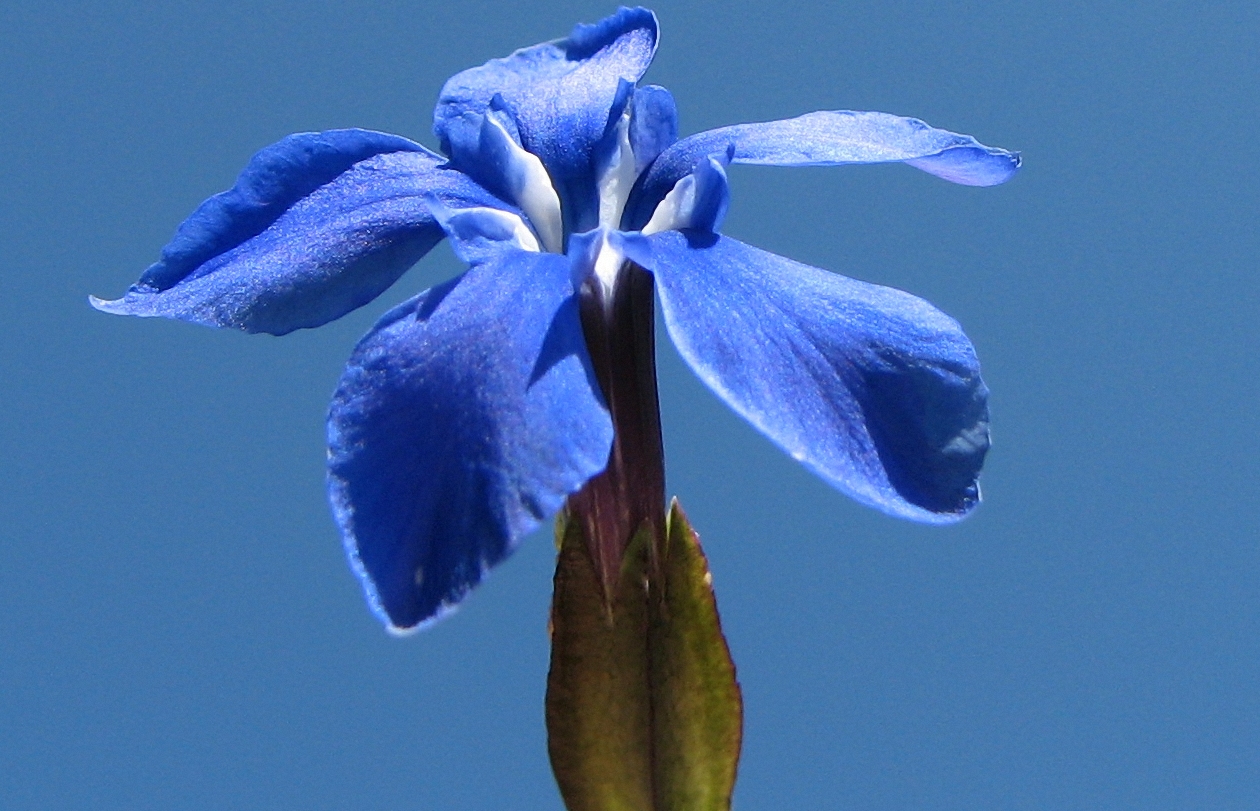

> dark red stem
[566,261,666,600]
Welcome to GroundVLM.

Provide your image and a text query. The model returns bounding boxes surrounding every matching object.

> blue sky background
[3,1,1257,808]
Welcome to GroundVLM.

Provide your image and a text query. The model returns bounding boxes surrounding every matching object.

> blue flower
[93,8,1018,634]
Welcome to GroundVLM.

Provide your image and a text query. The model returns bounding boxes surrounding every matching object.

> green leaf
[546,502,743,811]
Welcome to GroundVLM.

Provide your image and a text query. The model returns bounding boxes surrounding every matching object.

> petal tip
[566,6,659,58]
[983,148,1022,186]
[382,604,459,637]
[89,290,154,317]
[88,294,118,312]
[915,144,1022,187]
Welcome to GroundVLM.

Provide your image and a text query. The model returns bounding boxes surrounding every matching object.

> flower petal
[434,7,658,229]
[327,248,613,633]
[91,129,507,335]
[644,230,989,523]
[425,199,542,262]
[628,84,679,177]
[624,111,1020,229]
[640,152,732,236]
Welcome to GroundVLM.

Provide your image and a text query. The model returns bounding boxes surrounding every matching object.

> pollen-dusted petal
[624,111,1020,229]
[434,7,658,227]
[91,130,511,335]
[327,249,613,633]
[644,230,989,523]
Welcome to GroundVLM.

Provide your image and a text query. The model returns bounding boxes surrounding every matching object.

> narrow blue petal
[905,147,1020,187]
[641,152,732,235]
[625,111,1020,229]
[589,78,637,188]
[327,249,613,632]
[434,7,657,227]
[644,231,989,523]
[629,84,678,176]
[92,134,511,335]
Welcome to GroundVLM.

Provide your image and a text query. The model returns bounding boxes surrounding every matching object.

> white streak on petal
[593,230,624,300]
[437,205,542,253]
[641,173,696,236]
[484,115,564,253]
[597,108,637,228]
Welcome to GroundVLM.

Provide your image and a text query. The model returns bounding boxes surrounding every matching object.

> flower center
[464,95,727,272]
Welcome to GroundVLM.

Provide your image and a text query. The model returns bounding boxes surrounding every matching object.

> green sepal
[546,511,655,811]
[545,502,743,811]
[651,499,743,811]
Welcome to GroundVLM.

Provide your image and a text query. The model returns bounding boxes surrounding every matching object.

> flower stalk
[547,260,743,811]
[567,260,666,598]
